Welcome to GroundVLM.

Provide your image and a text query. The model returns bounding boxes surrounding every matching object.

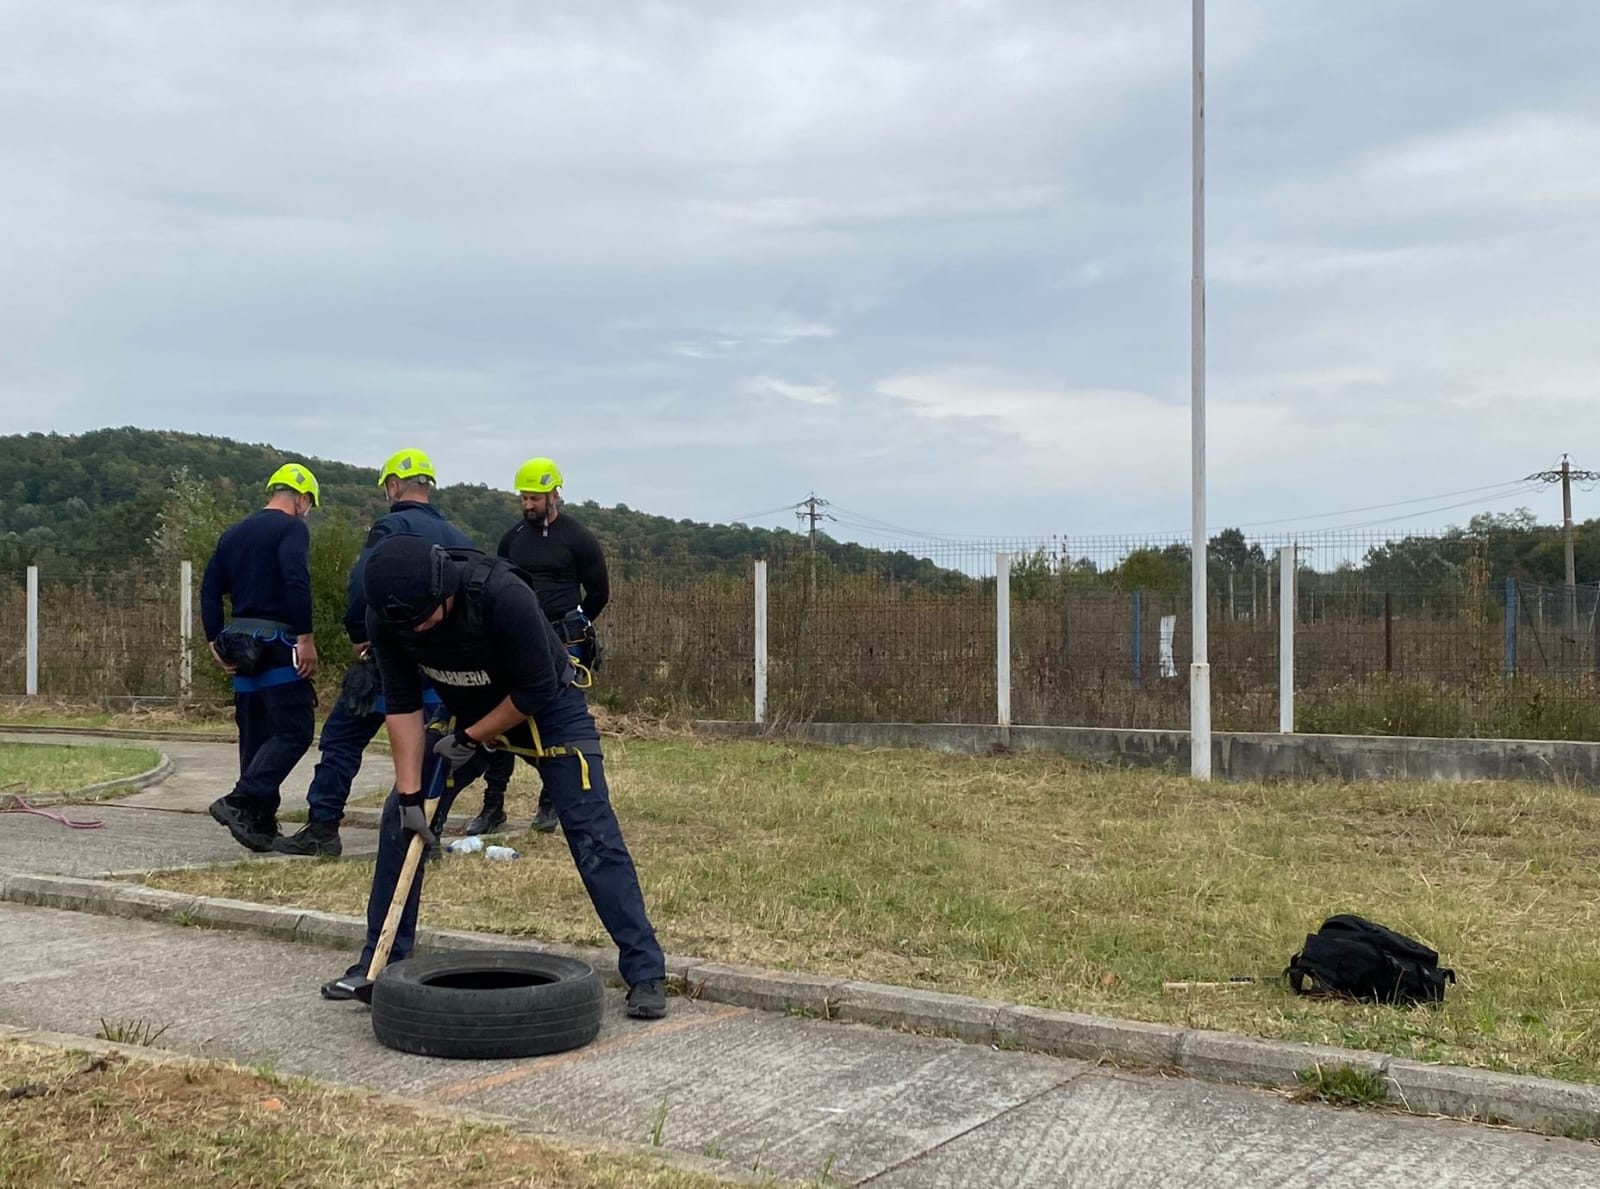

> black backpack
[1286,915,1456,1006]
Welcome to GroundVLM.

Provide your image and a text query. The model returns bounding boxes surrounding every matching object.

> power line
[735,476,1552,550]
[828,515,964,545]
[837,483,1539,544]
[1224,479,1540,530]
[827,503,971,544]
[1314,488,1544,533]
[726,501,803,524]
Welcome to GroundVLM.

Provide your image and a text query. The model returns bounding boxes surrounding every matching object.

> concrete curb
[0,751,174,808]
[79,752,174,800]
[0,1023,783,1187]
[3,872,1598,1138]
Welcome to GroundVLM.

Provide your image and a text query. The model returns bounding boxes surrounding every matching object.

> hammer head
[320,973,377,1005]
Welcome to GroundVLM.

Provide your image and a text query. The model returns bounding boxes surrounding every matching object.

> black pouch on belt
[216,618,293,678]
[338,656,383,716]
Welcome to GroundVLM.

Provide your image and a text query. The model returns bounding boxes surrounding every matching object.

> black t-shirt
[496,512,609,621]
[367,561,572,726]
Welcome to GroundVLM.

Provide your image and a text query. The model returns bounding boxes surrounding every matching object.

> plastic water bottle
[447,836,484,854]
[485,845,522,861]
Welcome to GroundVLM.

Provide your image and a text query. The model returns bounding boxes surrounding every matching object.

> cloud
[1,1,1599,544]
[669,320,837,359]
[743,376,840,406]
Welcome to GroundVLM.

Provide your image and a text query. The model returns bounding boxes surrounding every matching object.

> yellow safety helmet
[377,448,437,488]
[514,457,563,494]
[266,463,320,507]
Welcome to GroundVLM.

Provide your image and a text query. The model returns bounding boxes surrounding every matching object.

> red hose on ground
[0,794,104,829]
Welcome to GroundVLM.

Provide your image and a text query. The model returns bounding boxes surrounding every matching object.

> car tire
[370,950,604,1060]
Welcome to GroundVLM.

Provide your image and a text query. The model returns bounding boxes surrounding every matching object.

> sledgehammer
[349,763,451,1006]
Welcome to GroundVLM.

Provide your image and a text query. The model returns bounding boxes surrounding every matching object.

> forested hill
[0,427,952,582]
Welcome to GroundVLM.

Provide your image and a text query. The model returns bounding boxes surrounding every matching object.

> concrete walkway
[2,731,1600,1185]
[3,902,1597,1188]
[0,727,388,816]
[0,729,384,868]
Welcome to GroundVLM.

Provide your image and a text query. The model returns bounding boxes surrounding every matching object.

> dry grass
[146,735,1600,1084]
[0,1037,745,1188]
[0,742,161,796]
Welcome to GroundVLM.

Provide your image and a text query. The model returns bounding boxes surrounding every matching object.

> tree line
[3,428,1591,613]
[0,427,956,585]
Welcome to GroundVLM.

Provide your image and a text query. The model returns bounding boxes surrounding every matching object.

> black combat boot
[531,793,559,834]
[273,819,342,858]
[460,788,507,837]
[208,793,277,853]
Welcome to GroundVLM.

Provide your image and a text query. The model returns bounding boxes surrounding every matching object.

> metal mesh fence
[767,554,995,723]
[592,569,754,720]
[0,565,190,700]
[3,525,1597,739]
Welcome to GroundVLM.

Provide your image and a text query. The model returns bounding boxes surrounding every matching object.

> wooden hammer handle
[364,781,451,984]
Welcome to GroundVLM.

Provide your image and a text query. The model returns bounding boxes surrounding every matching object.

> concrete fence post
[996,553,1011,732]
[754,560,768,724]
[25,564,39,697]
[179,560,193,701]
[1278,545,1295,733]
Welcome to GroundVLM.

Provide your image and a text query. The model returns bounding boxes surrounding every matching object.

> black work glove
[395,790,438,854]
[432,728,485,770]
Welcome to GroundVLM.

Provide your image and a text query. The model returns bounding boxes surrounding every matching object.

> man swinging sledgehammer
[318,533,668,1020]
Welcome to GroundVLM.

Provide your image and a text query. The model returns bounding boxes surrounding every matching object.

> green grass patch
[1293,1064,1389,1107]
[0,1037,740,1188]
[96,1018,173,1047]
[0,742,161,796]
[148,735,1600,1085]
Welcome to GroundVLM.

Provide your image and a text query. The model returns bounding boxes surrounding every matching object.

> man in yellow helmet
[457,456,610,837]
[200,463,321,852]
[275,449,476,857]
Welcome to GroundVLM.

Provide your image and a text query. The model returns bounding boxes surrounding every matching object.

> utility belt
[217,618,301,693]
[555,608,603,676]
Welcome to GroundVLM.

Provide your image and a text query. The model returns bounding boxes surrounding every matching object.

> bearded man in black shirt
[460,456,610,837]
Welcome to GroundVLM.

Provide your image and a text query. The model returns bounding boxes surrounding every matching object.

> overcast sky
[2,1,1597,548]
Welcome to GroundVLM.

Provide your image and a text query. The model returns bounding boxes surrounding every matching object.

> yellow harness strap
[486,718,592,791]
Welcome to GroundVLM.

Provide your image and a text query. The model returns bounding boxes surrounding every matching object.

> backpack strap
[442,548,499,634]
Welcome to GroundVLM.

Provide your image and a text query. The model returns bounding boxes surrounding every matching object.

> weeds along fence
[0,561,758,721]
[2,526,1598,739]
